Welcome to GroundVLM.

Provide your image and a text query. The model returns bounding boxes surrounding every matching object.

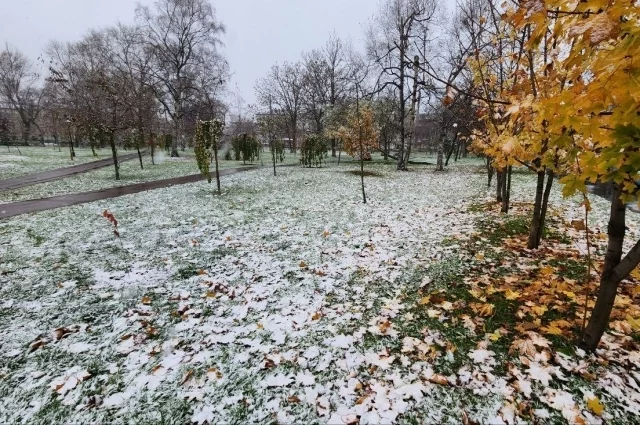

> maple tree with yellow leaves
[469,0,640,350]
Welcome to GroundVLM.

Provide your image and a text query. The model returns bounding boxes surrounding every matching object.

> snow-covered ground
[0,147,98,180]
[0,146,291,203]
[1,160,639,424]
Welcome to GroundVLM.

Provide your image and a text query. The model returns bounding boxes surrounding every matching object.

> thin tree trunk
[404,56,420,169]
[582,185,629,350]
[271,142,277,177]
[213,137,221,195]
[536,171,554,246]
[109,131,120,180]
[486,158,494,187]
[454,139,461,162]
[136,126,144,170]
[528,170,546,249]
[397,46,406,171]
[501,166,512,213]
[436,128,445,171]
[150,134,155,165]
[356,84,366,204]
[496,170,503,202]
[69,136,76,160]
[171,116,180,157]
[445,133,459,167]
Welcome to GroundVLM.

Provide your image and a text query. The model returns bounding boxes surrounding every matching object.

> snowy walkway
[0,152,143,192]
[0,166,258,219]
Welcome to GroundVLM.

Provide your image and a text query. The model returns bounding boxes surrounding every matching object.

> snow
[1,158,640,423]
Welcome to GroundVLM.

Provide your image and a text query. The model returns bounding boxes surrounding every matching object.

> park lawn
[1,160,640,424]
[0,148,301,204]
[0,146,99,180]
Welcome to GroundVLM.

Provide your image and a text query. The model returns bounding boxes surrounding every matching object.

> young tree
[194,119,224,194]
[336,103,377,204]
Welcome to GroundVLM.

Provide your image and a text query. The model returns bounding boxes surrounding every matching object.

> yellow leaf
[471,303,495,317]
[531,305,548,316]
[475,253,485,261]
[542,325,563,335]
[141,296,152,305]
[489,330,502,341]
[626,315,640,331]
[539,266,554,275]
[419,296,431,305]
[299,261,308,269]
[587,397,604,416]
[505,289,521,300]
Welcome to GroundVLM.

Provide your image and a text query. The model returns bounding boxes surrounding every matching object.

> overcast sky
[0,0,454,105]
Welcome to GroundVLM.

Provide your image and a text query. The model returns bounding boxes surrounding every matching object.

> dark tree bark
[527,169,555,249]
[582,185,640,350]
[501,166,512,213]
[213,138,221,195]
[109,131,120,180]
[496,170,503,202]
[485,158,494,187]
[528,170,545,248]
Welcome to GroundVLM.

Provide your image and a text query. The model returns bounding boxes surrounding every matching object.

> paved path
[0,166,258,220]
[0,152,144,192]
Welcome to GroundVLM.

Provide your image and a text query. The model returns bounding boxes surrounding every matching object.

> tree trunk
[383,132,389,160]
[496,170,503,202]
[486,158,494,187]
[150,134,155,165]
[213,137,221,195]
[536,171,554,246]
[528,170,545,249]
[171,117,180,157]
[331,138,336,158]
[271,141,277,177]
[22,123,31,144]
[454,139,461,162]
[355,85,366,204]
[582,185,628,350]
[109,132,120,180]
[404,56,420,169]
[436,128,445,172]
[396,46,406,171]
[501,166,512,213]
[445,133,459,167]
[137,126,144,170]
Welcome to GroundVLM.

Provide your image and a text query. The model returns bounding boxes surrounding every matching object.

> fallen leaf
[587,397,604,416]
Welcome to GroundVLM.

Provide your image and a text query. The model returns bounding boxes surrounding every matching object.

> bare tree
[367,0,437,170]
[108,24,159,168]
[301,34,350,155]
[256,62,304,153]
[136,0,226,157]
[0,45,46,143]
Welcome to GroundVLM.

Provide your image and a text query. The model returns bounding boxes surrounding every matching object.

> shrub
[300,135,328,167]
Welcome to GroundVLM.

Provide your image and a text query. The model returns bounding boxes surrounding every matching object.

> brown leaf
[287,395,300,403]
[355,395,369,405]
[428,374,449,386]
[29,338,47,352]
[141,296,152,305]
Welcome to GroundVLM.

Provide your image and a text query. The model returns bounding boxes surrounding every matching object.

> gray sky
[0,0,453,105]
